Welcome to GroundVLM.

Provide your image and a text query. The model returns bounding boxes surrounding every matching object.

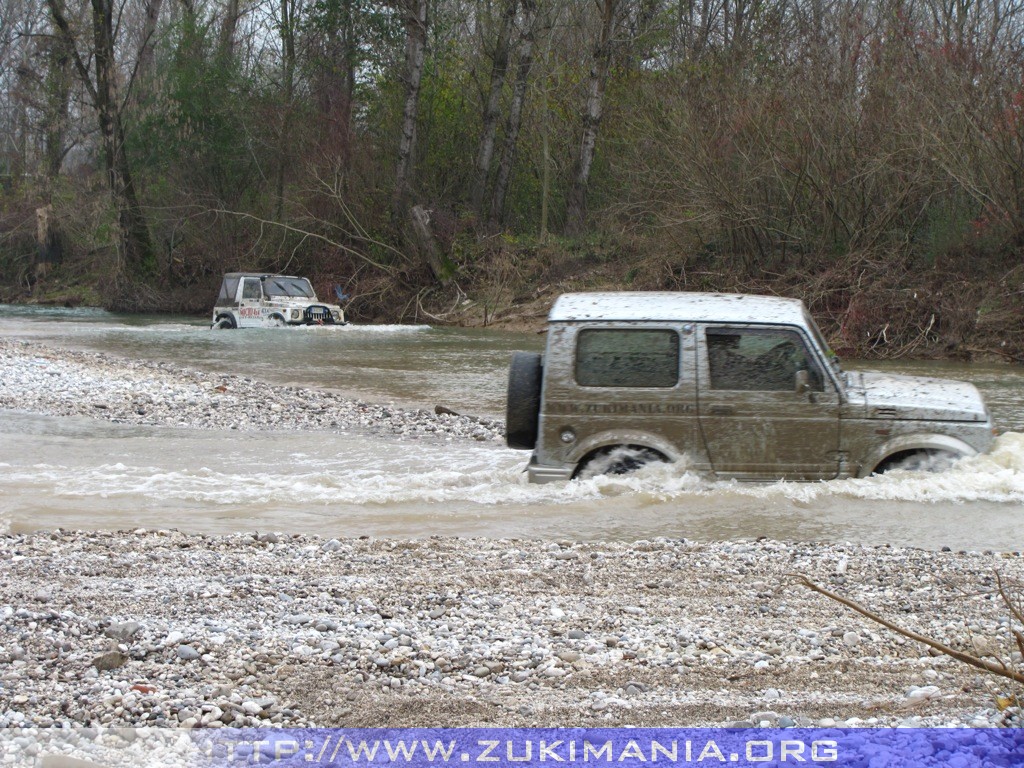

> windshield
[262,277,316,299]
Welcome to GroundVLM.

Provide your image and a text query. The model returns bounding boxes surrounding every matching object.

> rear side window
[576,329,679,388]
[218,277,240,302]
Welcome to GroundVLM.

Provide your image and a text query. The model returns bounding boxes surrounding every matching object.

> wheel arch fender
[859,433,977,477]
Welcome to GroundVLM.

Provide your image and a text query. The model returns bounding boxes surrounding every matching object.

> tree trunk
[276,0,297,220]
[538,5,558,240]
[134,0,164,98]
[334,0,357,179]
[565,0,618,236]
[394,0,429,218]
[93,0,154,276]
[490,0,538,225]
[48,0,155,278]
[219,0,241,61]
[469,0,518,214]
[410,205,452,285]
[42,35,73,179]
[35,205,64,279]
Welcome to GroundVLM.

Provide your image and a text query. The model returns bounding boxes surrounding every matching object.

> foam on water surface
[10,429,1024,509]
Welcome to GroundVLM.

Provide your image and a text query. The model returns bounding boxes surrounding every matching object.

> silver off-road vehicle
[211,273,346,329]
[506,292,995,483]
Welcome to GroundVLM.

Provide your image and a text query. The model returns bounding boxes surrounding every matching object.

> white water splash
[23,433,1024,509]
[556,433,1024,506]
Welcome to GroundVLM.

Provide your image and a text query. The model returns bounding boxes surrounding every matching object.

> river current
[1,305,1022,550]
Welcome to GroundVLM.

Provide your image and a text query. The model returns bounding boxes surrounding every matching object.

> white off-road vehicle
[211,273,346,329]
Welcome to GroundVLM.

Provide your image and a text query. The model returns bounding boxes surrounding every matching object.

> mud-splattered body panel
[524,292,993,483]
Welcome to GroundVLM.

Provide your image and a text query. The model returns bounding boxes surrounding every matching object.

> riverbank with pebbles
[2,531,1023,730]
[2,337,1023,733]
[0,338,502,442]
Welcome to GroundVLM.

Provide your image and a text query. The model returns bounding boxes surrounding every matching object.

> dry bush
[797,573,1024,721]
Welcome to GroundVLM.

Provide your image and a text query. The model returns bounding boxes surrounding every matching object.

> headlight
[290,309,300,320]
[332,311,341,321]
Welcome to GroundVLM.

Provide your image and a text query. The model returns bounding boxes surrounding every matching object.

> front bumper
[302,305,343,324]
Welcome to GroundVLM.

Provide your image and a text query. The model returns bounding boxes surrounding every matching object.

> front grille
[304,305,336,324]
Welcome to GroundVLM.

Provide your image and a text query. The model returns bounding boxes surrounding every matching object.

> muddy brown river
[2,305,1023,549]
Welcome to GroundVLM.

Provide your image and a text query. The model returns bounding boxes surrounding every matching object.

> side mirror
[795,369,811,394]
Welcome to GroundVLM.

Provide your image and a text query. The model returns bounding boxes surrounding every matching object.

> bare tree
[220,0,242,60]
[564,0,620,236]
[46,0,155,280]
[394,0,428,216]
[490,0,540,224]
[275,0,300,219]
[325,0,359,180]
[40,31,72,179]
[469,0,518,214]
[133,0,163,95]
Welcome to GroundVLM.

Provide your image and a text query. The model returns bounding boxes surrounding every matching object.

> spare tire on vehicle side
[506,351,543,449]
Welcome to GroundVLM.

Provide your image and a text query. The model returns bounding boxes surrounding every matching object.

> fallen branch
[793,574,1024,686]
[209,209,402,275]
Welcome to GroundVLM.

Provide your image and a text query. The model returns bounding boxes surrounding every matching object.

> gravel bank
[2,337,1022,731]
[2,531,1022,729]
[0,338,503,442]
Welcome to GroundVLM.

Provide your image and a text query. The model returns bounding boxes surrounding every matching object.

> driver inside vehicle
[708,330,821,392]
[754,340,801,390]
[707,333,747,389]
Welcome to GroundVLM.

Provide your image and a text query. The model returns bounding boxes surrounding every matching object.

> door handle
[709,405,734,415]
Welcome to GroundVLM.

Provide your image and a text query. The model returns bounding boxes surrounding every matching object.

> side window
[241,279,263,300]
[706,328,823,392]
[576,329,679,388]
[217,278,239,303]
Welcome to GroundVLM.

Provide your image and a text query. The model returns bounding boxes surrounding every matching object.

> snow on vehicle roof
[548,292,809,325]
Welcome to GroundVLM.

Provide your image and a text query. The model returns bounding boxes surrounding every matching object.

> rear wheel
[574,445,668,479]
[212,314,237,330]
[873,449,960,474]
[506,351,542,449]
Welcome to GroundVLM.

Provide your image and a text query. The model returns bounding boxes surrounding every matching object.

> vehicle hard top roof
[222,272,304,280]
[548,292,809,325]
